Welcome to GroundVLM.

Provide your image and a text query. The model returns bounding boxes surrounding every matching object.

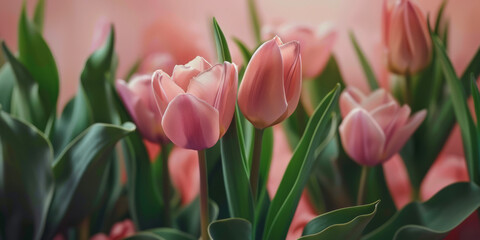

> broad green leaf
[363,182,480,240]
[33,0,45,32]
[175,198,219,237]
[209,218,252,240]
[42,122,135,238]
[300,201,379,240]
[263,85,340,240]
[213,18,232,63]
[247,0,262,44]
[349,32,379,90]
[127,228,196,240]
[0,110,54,240]
[18,5,59,114]
[2,42,48,130]
[0,63,14,112]
[434,36,479,184]
[302,56,344,113]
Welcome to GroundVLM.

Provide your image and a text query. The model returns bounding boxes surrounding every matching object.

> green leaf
[0,110,54,240]
[263,85,340,240]
[212,18,232,63]
[471,78,480,126]
[127,228,196,240]
[434,36,480,184]
[363,182,480,240]
[349,32,379,90]
[433,0,448,35]
[300,201,379,240]
[209,218,252,240]
[175,198,219,237]
[2,42,48,130]
[33,0,45,32]
[0,63,15,112]
[247,0,262,44]
[42,122,135,238]
[18,4,59,114]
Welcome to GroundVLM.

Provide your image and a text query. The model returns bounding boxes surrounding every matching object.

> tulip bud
[339,87,426,166]
[152,57,238,150]
[383,0,431,75]
[263,23,336,79]
[116,75,167,143]
[238,36,302,129]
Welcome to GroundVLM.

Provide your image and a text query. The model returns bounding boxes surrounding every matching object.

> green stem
[357,166,369,205]
[161,144,171,227]
[405,73,413,105]
[198,150,210,240]
[250,128,264,201]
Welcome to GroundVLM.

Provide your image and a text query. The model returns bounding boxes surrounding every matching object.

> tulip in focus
[90,219,135,240]
[263,23,337,79]
[152,57,238,150]
[339,87,426,166]
[383,0,431,75]
[238,36,302,129]
[116,75,167,143]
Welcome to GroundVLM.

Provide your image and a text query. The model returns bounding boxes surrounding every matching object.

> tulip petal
[405,1,431,73]
[339,108,386,166]
[152,70,185,116]
[171,56,212,91]
[162,94,220,150]
[384,109,426,159]
[362,88,397,112]
[116,79,161,142]
[238,37,287,129]
[372,104,410,140]
[339,89,364,117]
[279,41,302,117]
[388,2,411,74]
[169,147,200,205]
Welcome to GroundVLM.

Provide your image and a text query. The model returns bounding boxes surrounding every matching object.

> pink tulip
[263,23,337,79]
[339,87,426,166]
[151,57,238,150]
[383,154,412,209]
[169,147,200,205]
[90,219,135,240]
[116,75,167,143]
[238,36,302,129]
[383,0,431,75]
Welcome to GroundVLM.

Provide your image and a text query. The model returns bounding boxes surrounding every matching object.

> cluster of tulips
[1,0,480,240]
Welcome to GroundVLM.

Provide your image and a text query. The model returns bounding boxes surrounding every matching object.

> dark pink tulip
[339,87,426,166]
[383,0,431,75]
[238,36,302,129]
[152,57,238,150]
[116,75,167,143]
[264,23,337,79]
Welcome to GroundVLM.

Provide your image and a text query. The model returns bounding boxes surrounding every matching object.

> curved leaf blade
[209,218,252,240]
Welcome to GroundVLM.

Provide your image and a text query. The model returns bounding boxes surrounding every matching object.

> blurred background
[1,0,479,111]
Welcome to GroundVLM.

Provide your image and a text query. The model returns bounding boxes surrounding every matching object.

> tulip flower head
[339,87,426,166]
[116,75,167,143]
[383,0,432,75]
[238,36,302,129]
[152,57,238,150]
[264,23,337,79]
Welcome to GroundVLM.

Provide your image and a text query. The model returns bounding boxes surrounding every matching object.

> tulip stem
[404,73,413,105]
[161,144,171,227]
[357,166,369,205]
[198,150,210,240]
[250,128,264,201]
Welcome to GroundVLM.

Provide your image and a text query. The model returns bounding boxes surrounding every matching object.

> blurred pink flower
[169,147,200,206]
[268,126,316,240]
[90,219,135,240]
[152,57,238,150]
[116,75,167,143]
[263,23,337,79]
[383,154,412,209]
[383,0,431,75]
[339,87,426,166]
[238,36,302,129]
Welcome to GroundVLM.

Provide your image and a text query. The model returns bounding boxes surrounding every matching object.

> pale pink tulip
[383,0,431,75]
[263,23,337,79]
[238,36,302,129]
[169,147,200,205]
[116,75,167,143]
[339,87,426,166]
[90,219,135,240]
[152,57,238,150]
